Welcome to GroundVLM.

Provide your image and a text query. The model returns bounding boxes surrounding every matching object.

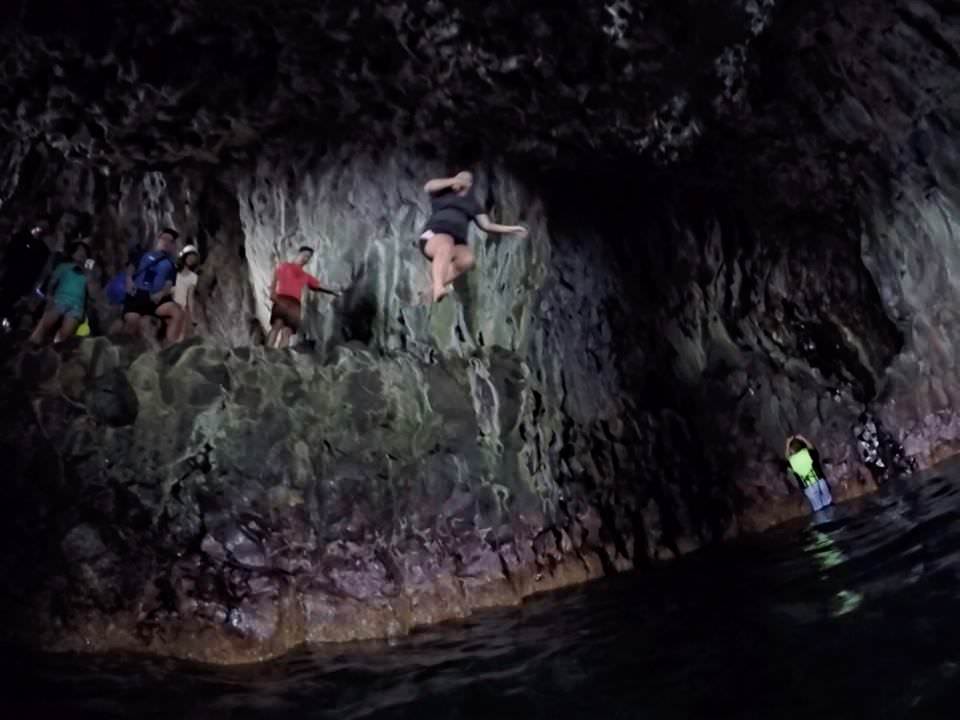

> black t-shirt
[426,190,484,242]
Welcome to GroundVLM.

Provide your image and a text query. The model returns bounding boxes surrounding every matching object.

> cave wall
[0,135,901,550]
[1,0,959,657]
[741,0,960,464]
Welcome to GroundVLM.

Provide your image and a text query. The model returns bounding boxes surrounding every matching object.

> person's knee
[159,303,182,320]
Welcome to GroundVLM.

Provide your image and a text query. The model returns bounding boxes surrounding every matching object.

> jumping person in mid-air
[419,171,528,303]
[267,246,340,349]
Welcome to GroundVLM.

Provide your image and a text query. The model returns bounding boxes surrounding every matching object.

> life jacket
[788,448,819,487]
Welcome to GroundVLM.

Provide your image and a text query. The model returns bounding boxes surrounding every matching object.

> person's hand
[150,291,166,304]
[514,225,529,239]
[451,171,471,191]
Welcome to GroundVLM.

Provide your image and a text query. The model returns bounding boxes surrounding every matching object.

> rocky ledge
[0,334,852,663]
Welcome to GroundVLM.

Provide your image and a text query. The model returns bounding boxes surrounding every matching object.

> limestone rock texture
[0,0,959,660]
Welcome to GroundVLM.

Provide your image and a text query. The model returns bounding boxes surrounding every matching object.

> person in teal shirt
[786,434,833,512]
[29,241,91,345]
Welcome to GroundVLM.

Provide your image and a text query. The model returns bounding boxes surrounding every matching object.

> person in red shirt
[267,246,339,348]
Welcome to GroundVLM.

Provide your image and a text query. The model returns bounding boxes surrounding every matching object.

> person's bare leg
[424,234,455,302]
[267,319,284,348]
[54,316,80,343]
[156,303,184,346]
[29,307,62,345]
[281,326,293,348]
[176,308,191,342]
[445,246,476,286]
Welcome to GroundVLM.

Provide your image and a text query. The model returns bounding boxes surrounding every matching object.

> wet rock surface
[0,338,625,660]
[0,0,957,660]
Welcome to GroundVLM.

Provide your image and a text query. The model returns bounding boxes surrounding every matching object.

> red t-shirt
[275,262,321,301]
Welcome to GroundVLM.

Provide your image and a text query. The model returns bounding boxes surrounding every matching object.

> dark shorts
[123,289,160,318]
[270,295,302,332]
[417,228,467,260]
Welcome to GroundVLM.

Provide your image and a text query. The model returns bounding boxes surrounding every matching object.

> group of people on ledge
[0,169,529,350]
[13,226,206,347]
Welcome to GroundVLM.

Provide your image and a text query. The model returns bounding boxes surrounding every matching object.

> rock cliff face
[0,0,959,661]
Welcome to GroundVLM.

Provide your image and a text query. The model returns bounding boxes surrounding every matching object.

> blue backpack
[106,272,128,305]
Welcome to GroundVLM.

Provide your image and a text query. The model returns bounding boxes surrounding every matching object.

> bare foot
[432,285,451,303]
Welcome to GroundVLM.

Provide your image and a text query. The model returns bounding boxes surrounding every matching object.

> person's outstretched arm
[475,214,528,238]
[306,273,340,296]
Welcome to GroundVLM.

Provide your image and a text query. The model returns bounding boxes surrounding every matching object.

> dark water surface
[6,460,960,719]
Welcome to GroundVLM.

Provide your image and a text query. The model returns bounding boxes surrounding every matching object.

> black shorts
[417,228,467,259]
[123,289,160,317]
[270,296,302,332]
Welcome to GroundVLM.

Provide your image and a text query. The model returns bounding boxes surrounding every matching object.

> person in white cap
[173,243,201,341]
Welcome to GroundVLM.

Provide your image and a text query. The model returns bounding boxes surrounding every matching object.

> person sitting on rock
[28,240,91,345]
[123,228,184,346]
[267,246,339,348]
[173,244,201,341]
[785,433,833,512]
[419,171,528,303]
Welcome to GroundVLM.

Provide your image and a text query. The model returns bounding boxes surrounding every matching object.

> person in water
[123,228,184,346]
[267,246,339,348]
[420,171,528,303]
[28,240,91,344]
[785,434,833,512]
